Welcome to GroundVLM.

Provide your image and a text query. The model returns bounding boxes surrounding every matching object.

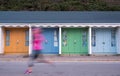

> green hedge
[0,0,120,11]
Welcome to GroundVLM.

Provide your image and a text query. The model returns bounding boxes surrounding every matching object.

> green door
[62,28,88,55]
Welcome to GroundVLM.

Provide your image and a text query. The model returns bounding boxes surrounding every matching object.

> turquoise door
[42,28,59,54]
[92,28,116,54]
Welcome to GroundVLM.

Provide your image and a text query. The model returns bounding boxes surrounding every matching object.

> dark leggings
[31,50,40,59]
[28,50,43,67]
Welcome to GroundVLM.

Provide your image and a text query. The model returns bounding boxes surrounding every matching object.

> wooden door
[4,28,29,54]
[42,28,59,54]
[92,28,117,54]
[62,28,88,55]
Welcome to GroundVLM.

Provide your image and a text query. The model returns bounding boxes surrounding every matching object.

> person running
[24,27,53,74]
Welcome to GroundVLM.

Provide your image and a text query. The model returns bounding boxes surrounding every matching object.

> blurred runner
[24,27,54,74]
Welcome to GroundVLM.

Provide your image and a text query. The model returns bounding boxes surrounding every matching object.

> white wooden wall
[116,27,120,54]
[88,27,92,55]
[29,25,32,55]
[0,26,4,54]
[0,23,120,55]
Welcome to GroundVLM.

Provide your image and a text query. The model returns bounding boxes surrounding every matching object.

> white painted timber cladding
[0,26,4,54]
[0,23,120,55]
[116,27,120,54]
[88,27,92,55]
[0,23,120,27]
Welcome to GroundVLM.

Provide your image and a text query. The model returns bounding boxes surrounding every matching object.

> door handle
[16,40,19,44]
[74,40,76,44]
[102,42,105,44]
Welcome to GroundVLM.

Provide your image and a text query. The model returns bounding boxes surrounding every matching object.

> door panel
[103,29,111,53]
[111,29,116,53]
[96,29,104,53]
[62,29,69,54]
[81,29,88,54]
[68,29,74,54]
[92,28,116,54]
[62,28,88,54]
[42,28,59,54]
[4,28,29,54]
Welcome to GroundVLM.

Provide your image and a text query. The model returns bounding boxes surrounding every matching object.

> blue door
[92,28,116,54]
[42,28,59,54]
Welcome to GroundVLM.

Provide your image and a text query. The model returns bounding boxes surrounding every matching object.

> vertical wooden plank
[0,26,3,54]
[42,28,52,54]
[75,28,81,54]
[88,27,92,55]
[92,28,102,53]
[29,26,32,55]
[82,28,88,54]
[96,29,103,53]
[68,28,74,54]
[59,27,62,54]
[53,28,59,54]
[103,29,110,53]
[62,28,69,54]
[116,27,120,54]
[110,28,117,53]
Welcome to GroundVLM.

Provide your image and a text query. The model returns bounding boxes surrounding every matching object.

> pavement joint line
[54,61,120,62]
[1,60,120,62]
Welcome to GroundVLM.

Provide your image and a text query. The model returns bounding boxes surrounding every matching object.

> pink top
[33,33,45,51]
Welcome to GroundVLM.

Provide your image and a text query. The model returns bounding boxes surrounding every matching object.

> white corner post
[88,27,92,55]
[59,27,62,55]
[116,27,120,54]
[0,26,4,54]
[29,25,32,55]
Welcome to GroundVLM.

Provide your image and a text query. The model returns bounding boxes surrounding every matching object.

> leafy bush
[0,0,120,11]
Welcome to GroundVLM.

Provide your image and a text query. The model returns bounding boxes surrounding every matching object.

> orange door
[4,28,29,54]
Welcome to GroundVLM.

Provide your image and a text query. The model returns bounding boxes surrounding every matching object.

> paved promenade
[0,54,120,62]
